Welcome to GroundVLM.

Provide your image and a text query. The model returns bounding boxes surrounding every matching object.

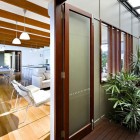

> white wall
[132,15,139,38]
[100,0,120,28]
[120,4,132,34]
[68,0,140,37]
[0,44,50,66]
[48,0,55,140]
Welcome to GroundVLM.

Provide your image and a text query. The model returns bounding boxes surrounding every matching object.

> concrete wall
[67,0,140,122]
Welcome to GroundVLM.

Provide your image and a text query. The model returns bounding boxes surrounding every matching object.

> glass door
[63,3,94,139]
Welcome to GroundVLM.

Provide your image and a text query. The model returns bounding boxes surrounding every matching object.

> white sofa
[32,68,50,89]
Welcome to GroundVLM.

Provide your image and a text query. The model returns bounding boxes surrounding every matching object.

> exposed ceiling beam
[0,28,50,43]
[0,33,49,45]
[0,36,50,47]
[0,9,50,30]
[0,21,50,37]
[0,40,44,48]
[1,0,49,18]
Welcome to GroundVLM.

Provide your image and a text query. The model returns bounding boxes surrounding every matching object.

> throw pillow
[43,71,50,80]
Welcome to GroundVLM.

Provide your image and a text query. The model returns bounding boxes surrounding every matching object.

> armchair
[32,69,50,89]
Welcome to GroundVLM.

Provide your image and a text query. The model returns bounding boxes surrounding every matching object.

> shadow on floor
[0,102,11,115]
[0,113,19,137]
[44,134,50,140]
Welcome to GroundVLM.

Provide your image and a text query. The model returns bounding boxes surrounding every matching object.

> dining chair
[10,80,40,110]
[11,80,50,123]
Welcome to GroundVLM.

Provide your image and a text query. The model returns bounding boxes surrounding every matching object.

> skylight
[128,0,140,7]
[128,0,140,14]
[137,9,140,14]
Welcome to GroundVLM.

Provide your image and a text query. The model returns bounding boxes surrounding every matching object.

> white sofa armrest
[32,75,43,88]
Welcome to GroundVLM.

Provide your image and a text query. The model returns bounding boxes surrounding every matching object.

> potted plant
[104,72,140,131]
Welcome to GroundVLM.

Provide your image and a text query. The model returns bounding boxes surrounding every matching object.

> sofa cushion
[31,90,50,106]
[33,73,46,80]
[26,85,40,93]
[42,80,50,88]
[43,71,50,80]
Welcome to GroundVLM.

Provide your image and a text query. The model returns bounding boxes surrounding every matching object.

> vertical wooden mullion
[131,36,133,55]
[128,35,131,71]
[108,26,113,75]
[55,2,66,139]
[127,34,130,71]
[114,28,117,74]
[130,35,133,70]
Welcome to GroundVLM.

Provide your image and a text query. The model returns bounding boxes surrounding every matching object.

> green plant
[131,46,140,75]
[104,72,140,131]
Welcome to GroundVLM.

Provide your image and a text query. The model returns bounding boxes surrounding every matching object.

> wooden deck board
[83,118,140,140]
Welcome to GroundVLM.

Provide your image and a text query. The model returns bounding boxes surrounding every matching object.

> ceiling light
[12,22,21,45]
[12,38,21,44]
[20,9,30,40]
[20,32,30,40]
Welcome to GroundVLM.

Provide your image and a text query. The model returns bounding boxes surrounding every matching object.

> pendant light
[20,9,30,40]
[12,21,21,44]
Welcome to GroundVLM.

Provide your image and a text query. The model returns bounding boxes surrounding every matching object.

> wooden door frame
[55,1,94,139]
[64,3,94,140]
[55,0,66,139]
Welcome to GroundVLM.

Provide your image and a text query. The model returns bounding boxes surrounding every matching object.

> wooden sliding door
[63,3,94,140]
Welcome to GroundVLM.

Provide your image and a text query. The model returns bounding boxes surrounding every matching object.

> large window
[121,32,126,71]
[100,22,133,82]
[101,24,109,81]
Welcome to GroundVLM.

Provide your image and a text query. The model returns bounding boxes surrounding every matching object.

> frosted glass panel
[69,11,90,135]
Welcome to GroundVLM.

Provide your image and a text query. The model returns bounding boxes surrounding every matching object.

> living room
[0,0,51,139]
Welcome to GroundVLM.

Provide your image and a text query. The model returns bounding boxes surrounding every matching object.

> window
[100,22,133,83]
[121,32,126,71]
[101,24,109,82]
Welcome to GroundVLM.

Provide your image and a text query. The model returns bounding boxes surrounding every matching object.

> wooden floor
[83,118,140,140]
[0,76,50,140]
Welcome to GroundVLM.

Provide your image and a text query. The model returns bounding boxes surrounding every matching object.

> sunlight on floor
[0,77,50,140]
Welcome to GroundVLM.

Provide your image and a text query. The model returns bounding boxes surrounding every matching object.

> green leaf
[125,112,132,123]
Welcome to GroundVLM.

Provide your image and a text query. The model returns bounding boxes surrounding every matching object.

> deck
[83,118,140,140]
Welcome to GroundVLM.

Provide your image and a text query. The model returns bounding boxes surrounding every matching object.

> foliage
[102,53,108,68]
[131,46,140,75]
[104,72,140,131]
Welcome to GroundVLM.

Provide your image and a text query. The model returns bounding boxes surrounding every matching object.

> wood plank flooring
[0,76,50,140]
[83,118,140,140]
